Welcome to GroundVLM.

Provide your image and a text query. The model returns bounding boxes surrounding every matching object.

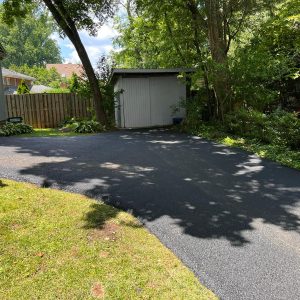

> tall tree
[115,0,282,120]
[2,0,116,124]
[0,4,62,67]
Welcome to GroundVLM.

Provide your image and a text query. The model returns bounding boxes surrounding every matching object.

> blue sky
[53,23,118,66]
[0,0,118,66]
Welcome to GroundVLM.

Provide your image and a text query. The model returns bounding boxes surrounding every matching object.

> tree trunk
[43,0,107,124]
[68,33,107,123]
[205,0,231,120]
[187,0,217,120]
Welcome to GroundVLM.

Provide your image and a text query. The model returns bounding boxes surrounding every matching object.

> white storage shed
[111,68,192,128]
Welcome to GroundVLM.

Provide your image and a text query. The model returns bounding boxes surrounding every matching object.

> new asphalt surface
[0,129,299,299]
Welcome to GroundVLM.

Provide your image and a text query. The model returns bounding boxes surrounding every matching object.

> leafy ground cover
[184,123,300,170]
[0,179,216,300]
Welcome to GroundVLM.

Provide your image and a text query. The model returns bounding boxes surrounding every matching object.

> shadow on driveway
[0,129,299,247]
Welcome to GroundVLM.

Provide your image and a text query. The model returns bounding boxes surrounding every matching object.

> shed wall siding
[122,77,151,128]
[116,75,186,128]
[149,76,185,126]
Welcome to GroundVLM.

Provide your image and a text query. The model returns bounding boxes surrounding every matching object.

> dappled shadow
[0,130,299,247]
[82,202,143,232]
[0,179,7,188]
[83,202,118,230]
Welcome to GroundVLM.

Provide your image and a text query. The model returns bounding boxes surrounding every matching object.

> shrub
[265,110,300,150]
[60,118,105,134]
[0,122,34,136]
[224,109,268,141]
[224,109,300,149]
[74,120,104,133]
[17,80,30,94]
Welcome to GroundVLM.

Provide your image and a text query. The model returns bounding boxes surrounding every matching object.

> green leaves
[0,122,34,136]
[9,65,66,88]
[0,4,62,67]
[16,80,30,94]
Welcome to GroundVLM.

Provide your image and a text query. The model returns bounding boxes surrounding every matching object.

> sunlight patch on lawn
[0,179,216,300]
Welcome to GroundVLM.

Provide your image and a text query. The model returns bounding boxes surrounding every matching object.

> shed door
[123,78,151,128]
[149,76,184,126]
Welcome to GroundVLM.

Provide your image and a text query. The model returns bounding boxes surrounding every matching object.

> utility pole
[0,43,7,122]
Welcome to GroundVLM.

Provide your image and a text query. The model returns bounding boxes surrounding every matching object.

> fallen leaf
[36,252,44,258]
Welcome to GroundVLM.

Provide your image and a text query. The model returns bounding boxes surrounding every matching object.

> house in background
[46,63,84,79]
[2,68,36,95]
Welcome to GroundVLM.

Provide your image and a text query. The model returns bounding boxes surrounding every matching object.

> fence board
[5,93,93,128]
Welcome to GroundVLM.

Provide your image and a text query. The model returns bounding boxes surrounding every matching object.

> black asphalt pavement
[0,129,299,299]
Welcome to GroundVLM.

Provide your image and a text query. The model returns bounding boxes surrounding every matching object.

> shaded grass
[18,128,93,137]
[184,123,300,170]
[0,179,216,300]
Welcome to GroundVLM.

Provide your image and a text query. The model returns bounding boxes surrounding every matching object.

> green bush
[266,110,300,150]
[224,109,300,149]
[74,120,105,133]
[17,80,30,94]
[60,118,105,134]
[0,122,34,136]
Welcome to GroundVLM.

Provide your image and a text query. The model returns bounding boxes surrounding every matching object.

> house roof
[2,68,36,81]
[30,85,52,93]
[46,63,84,78]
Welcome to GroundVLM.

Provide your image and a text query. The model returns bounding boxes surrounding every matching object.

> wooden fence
[5,93,93,128]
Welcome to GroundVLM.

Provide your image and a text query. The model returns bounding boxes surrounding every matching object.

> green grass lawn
[19,128,92,137]
[0,179,216,300]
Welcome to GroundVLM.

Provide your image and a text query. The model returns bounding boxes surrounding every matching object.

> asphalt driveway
[0,129,299,300]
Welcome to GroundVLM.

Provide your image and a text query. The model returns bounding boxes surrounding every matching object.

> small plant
[69,73,80,93]
[0,122,34,136]
[17,80,30,94]
[74,120,105,133]
[60,118,105,134]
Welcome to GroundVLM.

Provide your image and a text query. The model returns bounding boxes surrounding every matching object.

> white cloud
[53,19,119,66]
[64,44,113,65]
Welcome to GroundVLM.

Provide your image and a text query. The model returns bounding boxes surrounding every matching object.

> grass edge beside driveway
[18,128,95,137]
[182,124,300,170]
[0,179,217,300]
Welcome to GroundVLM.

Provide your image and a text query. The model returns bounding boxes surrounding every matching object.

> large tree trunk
[187,0,220,120]
[43,0,107,124]
[205,0,232,120]
[68,32,107,123]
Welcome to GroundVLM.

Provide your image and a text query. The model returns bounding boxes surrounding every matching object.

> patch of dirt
[91,282,105,299]
[70,246,80,258]
[99,251,109,258]
[88,222,119,242]
[11,223,22,230]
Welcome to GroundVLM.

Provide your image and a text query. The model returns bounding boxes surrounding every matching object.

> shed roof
[112,68,193,75]
[2,68,36,81]
[111,68,194,84]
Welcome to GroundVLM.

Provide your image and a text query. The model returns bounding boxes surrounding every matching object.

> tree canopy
[113,0,299,119]
[2,0,117,124]
[0,4,62,67]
